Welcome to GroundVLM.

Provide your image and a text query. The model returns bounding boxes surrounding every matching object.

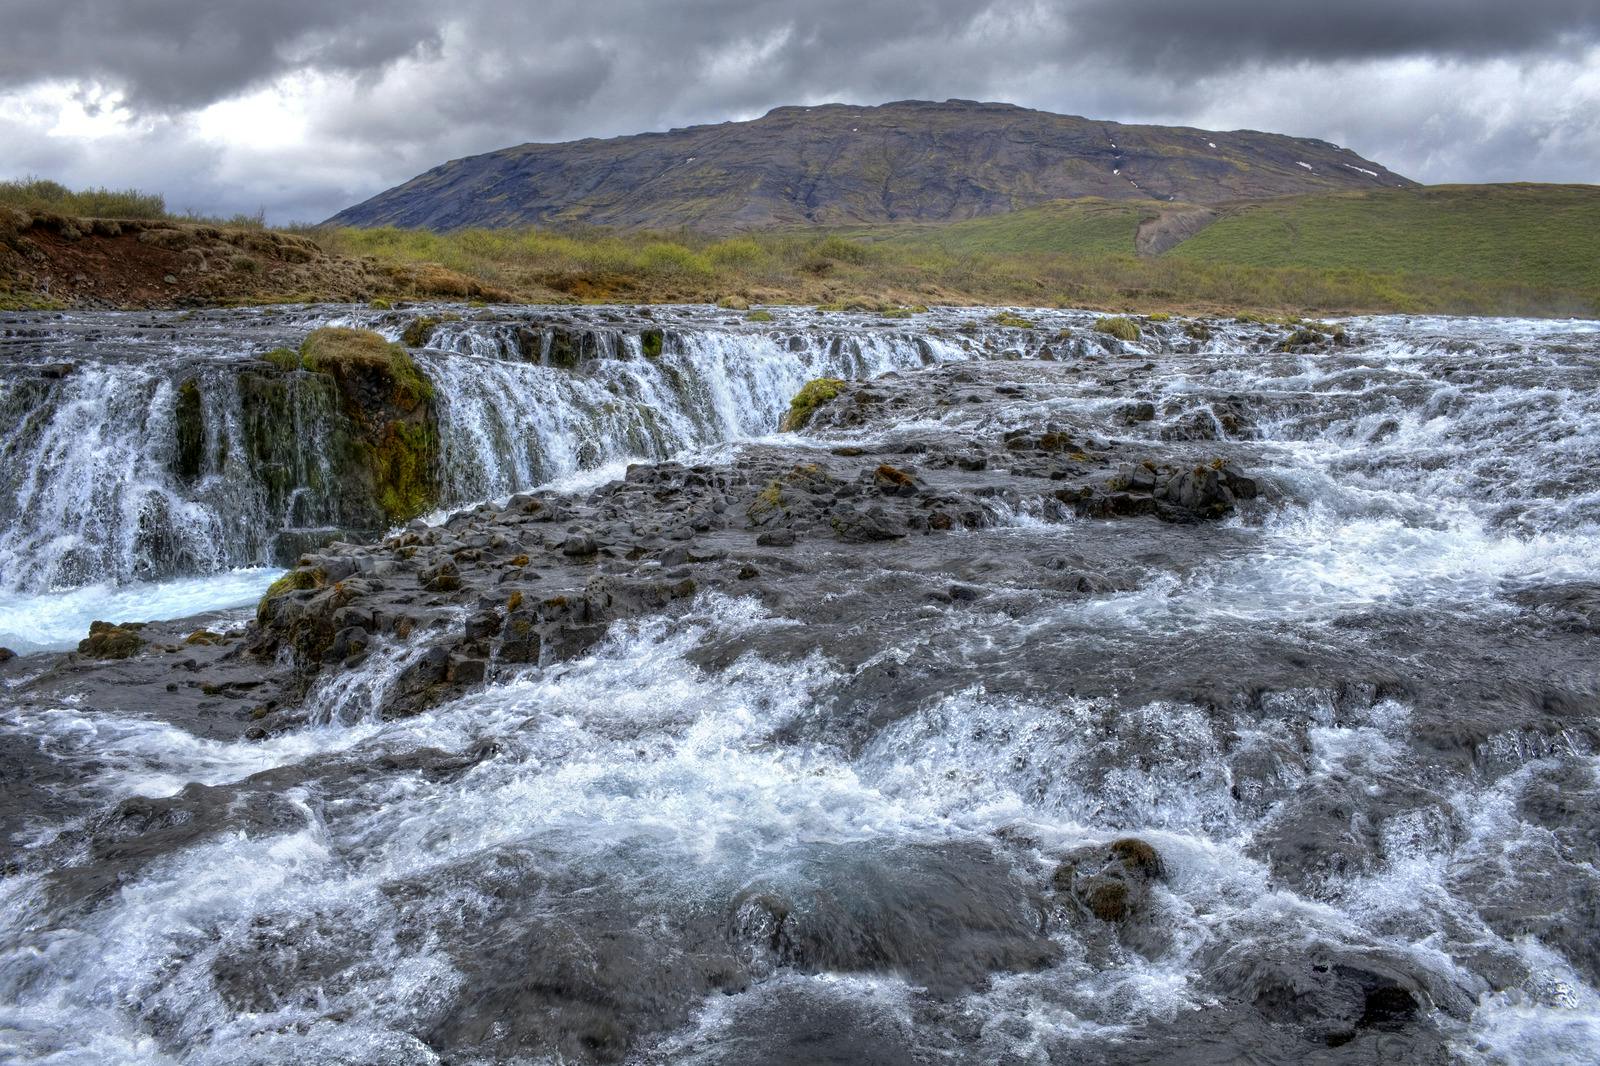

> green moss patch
[1093,316,1140,342]
[371,421,438,522]
[991,312,1035,329]
[781,377,848,431]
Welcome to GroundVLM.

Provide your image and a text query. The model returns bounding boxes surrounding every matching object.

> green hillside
[844,198,1149,256]
[1167,184,1600,290]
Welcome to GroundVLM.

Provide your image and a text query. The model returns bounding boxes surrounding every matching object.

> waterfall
[414,326,965,503]
[0,308,968,594]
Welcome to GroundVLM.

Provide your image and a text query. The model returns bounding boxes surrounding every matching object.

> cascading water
[0,305,968,648]
[1,305,1597,1064]
[410,322,965,505]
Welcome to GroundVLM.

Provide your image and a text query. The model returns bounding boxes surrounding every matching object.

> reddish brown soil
[0,210,513,310]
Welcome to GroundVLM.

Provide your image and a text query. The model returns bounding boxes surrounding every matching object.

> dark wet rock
[661,981,920,1066]
[1511,581,1600,632]
[1075,458,1258,522]
[0,646,15,662]
[1119,400,1156,423]
[830,503,909,542]
[419,559,461,591]
[1248,773,1454,895]
[563,533,599,556]
[729,840,1056,996]
[1199,937,1459,1051]
[872,463,919,495]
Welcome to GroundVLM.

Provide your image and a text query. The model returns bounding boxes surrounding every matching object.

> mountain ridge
[327,99,1416,232]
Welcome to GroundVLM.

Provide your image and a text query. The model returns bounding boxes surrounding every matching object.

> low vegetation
[0,176,266,227]
[299,327,434,405]
[3,179,1597,318]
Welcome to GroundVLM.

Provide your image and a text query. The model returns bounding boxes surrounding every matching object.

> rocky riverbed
[1,305,1597,1064]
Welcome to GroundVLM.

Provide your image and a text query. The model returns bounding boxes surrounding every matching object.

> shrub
[814,235,871,264]
[639,242,714,278]
[0,177,167,219]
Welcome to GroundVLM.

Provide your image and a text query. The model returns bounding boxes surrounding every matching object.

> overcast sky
[2,0,1597,223]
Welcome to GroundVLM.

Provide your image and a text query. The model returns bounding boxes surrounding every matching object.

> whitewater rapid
[0,305,1597,1064]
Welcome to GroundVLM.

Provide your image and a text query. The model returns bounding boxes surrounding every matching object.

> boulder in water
[1052,837,1165,923]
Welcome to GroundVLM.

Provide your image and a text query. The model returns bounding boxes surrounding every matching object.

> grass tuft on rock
[780,377,847,431]
[300,327,434,405]
[1093,316,1140,342]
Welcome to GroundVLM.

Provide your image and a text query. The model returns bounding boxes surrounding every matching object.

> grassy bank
[315,213,1598,318]
[1169,184,1600,291]
[4,178,1597,317]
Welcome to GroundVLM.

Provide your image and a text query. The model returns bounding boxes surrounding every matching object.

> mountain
[326,99,1415,233]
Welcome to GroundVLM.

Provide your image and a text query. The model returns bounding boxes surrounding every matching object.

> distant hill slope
[327,99,1414,232]
[847,184,1600,295]
[1166,184,1600,290]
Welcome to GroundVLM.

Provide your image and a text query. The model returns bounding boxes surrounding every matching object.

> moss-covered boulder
[296,327,440,525]
[401,315,442,348]
[78,620,145,659]
[1093,316,1141,342]
[780,377,848,431]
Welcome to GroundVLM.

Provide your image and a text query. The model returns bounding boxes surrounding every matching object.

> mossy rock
[300,327,434,405]
[992,312,1035,329]
[370,420,438,522]
[292,328,441,525]
[261,346,302,371]
[781,377,847,431]
[256,568,322,624]
[1093,316,1141,342]
[401,315,442,347]
[745,309,775,323]
[716,295,750,310]
[78,620,145,660]
[545,328,581,368]
[172,377,205,483]
[639,328,664,358]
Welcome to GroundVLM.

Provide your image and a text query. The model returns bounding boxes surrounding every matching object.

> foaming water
[0,568,281,654]
[2,308,1598,1063]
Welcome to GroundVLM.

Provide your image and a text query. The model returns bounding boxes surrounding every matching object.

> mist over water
[0,305,1596,1064]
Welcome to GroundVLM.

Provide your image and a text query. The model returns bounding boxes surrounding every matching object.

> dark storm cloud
[1,0,1596,221]
[6,0,1596,115]
[1071,0,1600,68]
[0,0,442,109]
